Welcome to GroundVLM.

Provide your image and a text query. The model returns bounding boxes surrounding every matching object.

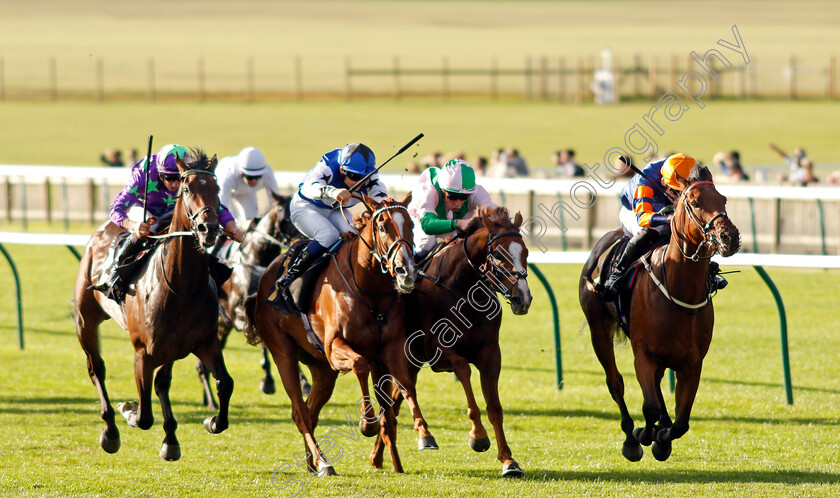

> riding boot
[708,261,728,291]
[93,233,143,300]
[602,228,658,301]
[267,240,325,309]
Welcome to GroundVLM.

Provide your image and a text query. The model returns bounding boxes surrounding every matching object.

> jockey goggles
[343,170,366,182]
[444,191,470,201]
[160,172,181,182]
[242,173,261,182]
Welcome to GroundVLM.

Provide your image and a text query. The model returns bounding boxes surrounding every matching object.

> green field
[0,242,838,497]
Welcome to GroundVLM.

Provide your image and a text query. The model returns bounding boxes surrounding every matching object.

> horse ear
[176,157,187,173]
[513,211,523,228]
[400,192,412,207]
[209,154,218,171]
[361,192,377,211]
[270,190,286,204]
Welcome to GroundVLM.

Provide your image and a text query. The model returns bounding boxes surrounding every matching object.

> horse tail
[242,292,262,346]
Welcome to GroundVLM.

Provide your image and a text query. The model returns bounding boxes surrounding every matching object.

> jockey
[407,158,497,260]
[268,142,388,308]
[94,144,243,298]
[601,153,727,301]
[217,147,281,227]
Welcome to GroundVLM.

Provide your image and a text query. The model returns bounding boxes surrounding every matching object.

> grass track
[0,243,838,496]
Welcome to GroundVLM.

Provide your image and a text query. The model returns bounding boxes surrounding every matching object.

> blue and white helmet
[338,143,376,176]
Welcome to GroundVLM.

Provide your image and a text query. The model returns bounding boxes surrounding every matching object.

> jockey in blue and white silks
[269,143,388,307]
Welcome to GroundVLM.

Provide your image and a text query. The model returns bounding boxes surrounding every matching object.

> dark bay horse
[579,165,740,462]
[75,150,233,461]
[245,194,435,476]
[198,192,298,409]
[372,206,531,477]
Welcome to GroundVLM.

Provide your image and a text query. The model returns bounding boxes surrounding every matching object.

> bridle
[147,169,220,240]
[675,180,729,262]
[464,229,528,300]
[358,204,413,276]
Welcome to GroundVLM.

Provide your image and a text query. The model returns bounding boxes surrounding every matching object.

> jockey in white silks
[407,159,497,259]
[268,142,388,308]
[216,147,281,227]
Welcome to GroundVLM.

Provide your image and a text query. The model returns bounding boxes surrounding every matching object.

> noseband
[677,181,730,262]
[363,205,413,276]
[465,230,528,300]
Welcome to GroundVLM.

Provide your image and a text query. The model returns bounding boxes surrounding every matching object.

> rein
[462,229,528,300]
[675,180,729,262]
[355,205,413,276]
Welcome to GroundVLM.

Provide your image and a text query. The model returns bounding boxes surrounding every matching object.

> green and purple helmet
[156,144,189,174]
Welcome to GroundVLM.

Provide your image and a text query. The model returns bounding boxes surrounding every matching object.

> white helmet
[238,147,269,176]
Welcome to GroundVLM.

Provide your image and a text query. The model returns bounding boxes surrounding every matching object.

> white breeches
[290,195,355,247]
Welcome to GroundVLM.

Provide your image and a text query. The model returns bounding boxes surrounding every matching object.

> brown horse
[371,206,531,476]
[74,150,232,461]
[579,165,740,462]
[245,193,435,475]
[198,192,298,409]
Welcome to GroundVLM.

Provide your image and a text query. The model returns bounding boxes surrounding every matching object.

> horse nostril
[197,224,208,233]
[394,266,406,276]
[511,296,522,307]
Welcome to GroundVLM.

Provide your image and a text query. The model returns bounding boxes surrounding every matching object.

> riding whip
[142,134,154,222]
[331,132,424,208]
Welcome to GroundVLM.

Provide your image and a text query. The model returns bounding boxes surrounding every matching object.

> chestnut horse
[198,192,298,409]
[245,193,436,476]
[579,165,740,462]
[74,150,232,461]
[371,206,531,477]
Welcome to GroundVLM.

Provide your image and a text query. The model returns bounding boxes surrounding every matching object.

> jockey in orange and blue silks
[602,153,727,300]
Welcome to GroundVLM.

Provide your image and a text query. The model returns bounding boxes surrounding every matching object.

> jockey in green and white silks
[407,159,497,258]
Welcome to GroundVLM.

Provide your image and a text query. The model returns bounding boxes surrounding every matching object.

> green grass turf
[0,242,838,496]
[0,99,838,177]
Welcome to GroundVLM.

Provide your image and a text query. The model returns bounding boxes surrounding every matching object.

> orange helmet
[660,153,696,190]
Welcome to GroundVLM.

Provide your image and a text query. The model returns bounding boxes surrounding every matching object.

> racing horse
[371,206,532,477]
[74,150,233,461]
[197,192,299,409]
[245,193,436,475]
[579,164,740,462]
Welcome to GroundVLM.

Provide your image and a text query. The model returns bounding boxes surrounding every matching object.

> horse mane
[184,148,213,171]
[688,164,713,184]
[463,206,514,236]
[352,196,399,231]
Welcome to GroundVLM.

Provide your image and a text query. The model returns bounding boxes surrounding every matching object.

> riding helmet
[156,144,189,174]
[338,143,376,176]
[238,147,269,176]
[660,153,696,190]
[437,159,476,195]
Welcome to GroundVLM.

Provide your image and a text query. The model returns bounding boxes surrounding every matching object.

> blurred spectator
[405,161,421,174]
[713,150,741,176]
[504,147,529,176]
[718,162,750,183]
[487,148,509,178]
[127,148,139,165]
[769,143,809,182]
[99,149,124,167]
[826,169,840,185]
[474,156,488,177]
[554,149,584,177]
[420,150,443,169]
[788,158,818,186]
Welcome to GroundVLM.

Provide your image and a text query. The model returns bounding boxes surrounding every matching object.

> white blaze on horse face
[508,241,531,300]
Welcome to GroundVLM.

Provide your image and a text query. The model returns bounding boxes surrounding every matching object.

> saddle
[587,236,643,334]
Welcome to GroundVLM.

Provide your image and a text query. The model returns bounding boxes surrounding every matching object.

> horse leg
[260,346,277,395]
[117,350,156,430]
[153,362,181,461]
[632,351,663,449]
[75,299,120,453]
[477,346,523,477]
[195,358,219,411]
[587,314,641,461]
[267,336,332,476]
[303,362,339,474]
[370,365,414,469]
[193,342,233,434]
[378,340,436,450]
[449,354,490,453]
[370,363,403,473]
[329,337,380,438]
[653,365,703,461]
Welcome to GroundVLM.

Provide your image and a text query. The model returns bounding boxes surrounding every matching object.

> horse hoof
[502,461,525,478]
[633,427,652,446]
[418,435,439,450]
[317,461,337,477]
[117,401,139,427]
[468,435,491,452]
[160,443,181,461]
[204,416,227,434]
[260,378,276,395]
[652,440,672,461]
[622,441,644,462]
[359,419,380,438]
[99,430,120,454]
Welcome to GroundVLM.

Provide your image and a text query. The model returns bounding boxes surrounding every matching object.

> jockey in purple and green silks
[407,159,497,259]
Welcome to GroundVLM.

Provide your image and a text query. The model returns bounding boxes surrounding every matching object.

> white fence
[2,165,840,255]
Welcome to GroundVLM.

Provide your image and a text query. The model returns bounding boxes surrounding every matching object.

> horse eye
[691,200,700,208]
